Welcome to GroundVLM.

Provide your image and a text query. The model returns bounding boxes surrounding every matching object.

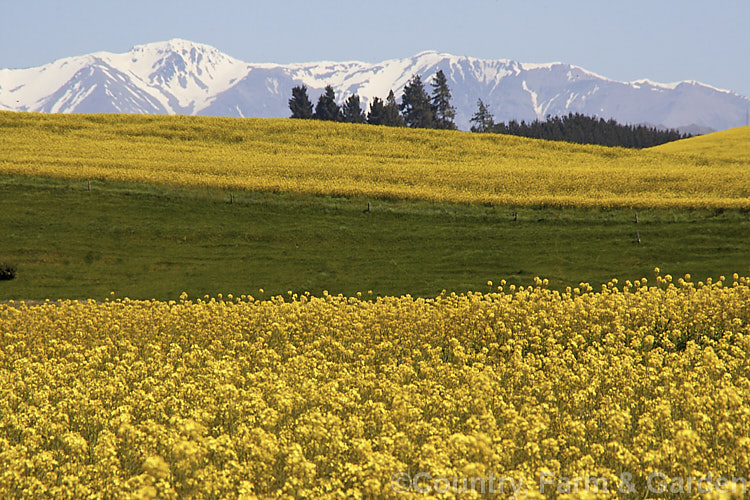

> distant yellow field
[1,111,748,208]
[652,125,750,163]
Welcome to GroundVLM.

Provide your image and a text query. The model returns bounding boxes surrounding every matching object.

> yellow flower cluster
[1,274,749,498]
[1,111,748,209]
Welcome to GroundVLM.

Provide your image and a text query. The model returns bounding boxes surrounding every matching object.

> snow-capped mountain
[1,39,748,132]
[0,40,250,115]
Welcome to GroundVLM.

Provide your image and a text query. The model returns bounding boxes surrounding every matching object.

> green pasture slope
[1,175,748,301]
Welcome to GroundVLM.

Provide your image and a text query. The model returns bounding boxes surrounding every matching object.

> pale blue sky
[2,0,749,97]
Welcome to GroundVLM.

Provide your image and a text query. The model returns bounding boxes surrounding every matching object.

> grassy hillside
[1,175,748,300]
[1,112,749,208]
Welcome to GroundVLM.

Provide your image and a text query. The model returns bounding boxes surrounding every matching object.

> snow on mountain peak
[520,62,563,71]
[107,39,250,112]
[134,38,210,51]
[127,39,232,61]
[413,49,439,57]
[1,40,748,132]
[630,78,681,90]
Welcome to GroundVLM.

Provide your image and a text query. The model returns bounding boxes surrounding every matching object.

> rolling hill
[1,113,748,299]
[652,125,750,162]
[1,112,748,209]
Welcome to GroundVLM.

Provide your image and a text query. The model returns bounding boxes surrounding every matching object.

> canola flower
[1,272,749,498]
[653,125,750,163]
[1,112,749,209]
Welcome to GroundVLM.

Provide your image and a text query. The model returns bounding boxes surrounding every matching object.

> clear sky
[2,0,749,97]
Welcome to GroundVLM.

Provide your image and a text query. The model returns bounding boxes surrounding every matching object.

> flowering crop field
[2,272,749,498]
[2,112,750,497]
[1,111,749,209]
[653,125,750,163]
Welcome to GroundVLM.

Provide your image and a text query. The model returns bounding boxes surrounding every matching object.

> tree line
[289,74,690,148]
[470,101,690,148]
[288,70,457,129]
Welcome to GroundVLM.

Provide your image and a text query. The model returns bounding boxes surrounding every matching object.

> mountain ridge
[1,39,748,131]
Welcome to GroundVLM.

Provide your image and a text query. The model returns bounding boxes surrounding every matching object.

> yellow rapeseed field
[2,272,749,498]
[1,111,748,208]
[653,126,750,164]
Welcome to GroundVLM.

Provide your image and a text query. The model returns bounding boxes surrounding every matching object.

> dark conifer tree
[382,90,405,127]
[341,94,366,123]
[470,99,494,133]
[314,85,341,121]
[400,74,435,128]
[367,97,386,125]
[489,112,690,148]
[289,85,313,119]
[430,69,456,130]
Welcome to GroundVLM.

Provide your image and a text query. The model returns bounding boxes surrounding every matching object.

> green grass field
[2,174,748,300]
